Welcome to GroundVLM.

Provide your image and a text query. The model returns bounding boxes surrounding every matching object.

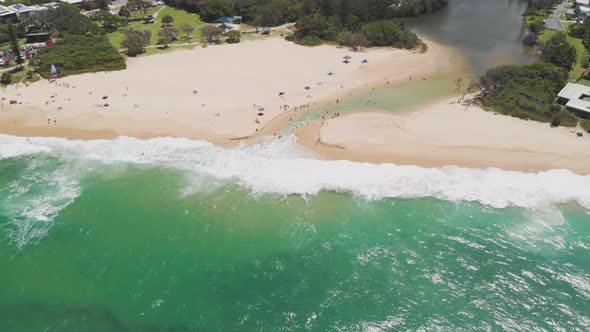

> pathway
[152,5,166,18]
[545,0,567,30]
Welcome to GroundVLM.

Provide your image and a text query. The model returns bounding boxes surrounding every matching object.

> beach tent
[343,55,352,60]
[215,17,234,23]
[49,63,58,80]
[304,86,311,90]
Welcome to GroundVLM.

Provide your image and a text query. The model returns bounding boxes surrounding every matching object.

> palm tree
[7,24,23,70]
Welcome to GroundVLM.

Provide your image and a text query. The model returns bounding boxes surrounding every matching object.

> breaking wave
[1,134,590,211]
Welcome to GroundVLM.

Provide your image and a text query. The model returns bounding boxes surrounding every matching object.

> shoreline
[4,37,589,175]
[295,97,590,175]
[0,37,460,146]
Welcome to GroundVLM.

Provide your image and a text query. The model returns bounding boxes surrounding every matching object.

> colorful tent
[50,63,58,80]
[215,17,234,23]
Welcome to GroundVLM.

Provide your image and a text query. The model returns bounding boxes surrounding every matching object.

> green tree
[542,32,577,70]
[478,62,570,125]
[7,24,23,69]
[180,23,194,41]
[118,6,131,17]
[157,26,178,47]
[122,28,152,56]
[93,9,120,33]
[225,30,241,43]
[294,14,330,40]
[127,0,150,15]
[199,0,234,22]
[361,20,418,48]
[1,72,12,85]
[95,0,111,10]
[201,25,223,43]
[161,14,174,26]
[337,31,368,51]
[40,3,101,36]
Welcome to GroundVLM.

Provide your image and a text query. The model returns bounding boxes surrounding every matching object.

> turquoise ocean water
[0,135,589,331]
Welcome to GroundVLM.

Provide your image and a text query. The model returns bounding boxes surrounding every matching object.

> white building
[8,3,32,18]
[28,5,49,13]
[42,2,60,10]
[557,83,590,117]
[0,5,17,23]
[58,0,84,7]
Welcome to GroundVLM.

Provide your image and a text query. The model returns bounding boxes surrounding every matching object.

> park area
[107,5,207,53]
[539,28,589,83]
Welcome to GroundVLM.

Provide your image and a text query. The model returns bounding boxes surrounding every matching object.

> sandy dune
[297,99,590,174]
[0,37,458,142]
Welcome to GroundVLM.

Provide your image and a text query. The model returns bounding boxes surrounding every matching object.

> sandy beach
[2,36,590,174]
[0,37,458,144]
[296,98,590,174]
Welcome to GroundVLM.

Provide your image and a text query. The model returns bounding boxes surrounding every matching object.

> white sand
[0,37,458,142]
[297,99,590,174]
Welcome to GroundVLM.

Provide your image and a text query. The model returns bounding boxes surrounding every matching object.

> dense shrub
[163,0,444,48]
[0,72,12,85]
[479,62,573,125]
[581,119,590,133]
[225,30,241,43]
[36,34,126,78]
[298,35,323,46]
[361,20,419,48]
[541,32,577,70]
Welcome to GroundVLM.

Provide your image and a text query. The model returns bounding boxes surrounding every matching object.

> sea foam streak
[1,134,590,210]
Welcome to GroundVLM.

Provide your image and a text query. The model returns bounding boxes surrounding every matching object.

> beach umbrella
[328,71,334,76]
[343,55,352,60]
[304,86,311,90]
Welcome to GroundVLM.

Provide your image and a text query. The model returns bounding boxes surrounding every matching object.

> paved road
[545,0,567,30]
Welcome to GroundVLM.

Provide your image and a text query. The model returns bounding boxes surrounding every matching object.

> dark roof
[215,17,234,23]
[25,32,50,36]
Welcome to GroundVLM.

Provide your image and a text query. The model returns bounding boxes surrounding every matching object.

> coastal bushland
[164,0,447,48]
[477,62,579,127]
[35,34,126,78]
[4,3,126,78]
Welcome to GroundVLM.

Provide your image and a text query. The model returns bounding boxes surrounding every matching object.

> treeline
[526,0,557,10]
[164,0,447,26]
[34,34,126,78]
[163,0,445,48]
[477,62,576,126]
[24,4,126,77]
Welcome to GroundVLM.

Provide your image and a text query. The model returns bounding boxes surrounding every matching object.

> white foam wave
[0,155,80,249]
[1,134,589,210]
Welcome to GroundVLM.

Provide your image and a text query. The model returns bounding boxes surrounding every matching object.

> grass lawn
[107,6,207,51]
[539,29,588,81]
[143,43,199,56]
[0,38,27,52]
[524,9,550,28]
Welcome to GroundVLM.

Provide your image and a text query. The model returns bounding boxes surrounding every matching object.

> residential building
[0,5,17,23]
[58,0,84,7]
[8,3,32,18]
[556,83,590,119]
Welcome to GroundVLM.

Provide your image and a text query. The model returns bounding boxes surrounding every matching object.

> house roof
[576,0,590,5]
[8,3,32,13]
[29,5,48,11]
[215,17,234,23]
[0,5,16,15]
[558,83,590,114]
[25,32,50,36]
[42,2,59,8]
[58,0,83,4]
